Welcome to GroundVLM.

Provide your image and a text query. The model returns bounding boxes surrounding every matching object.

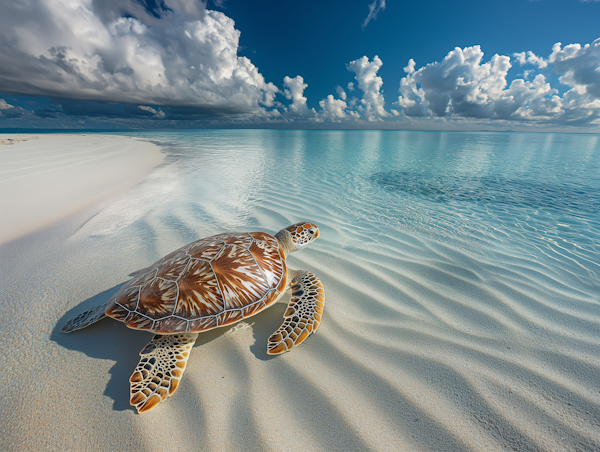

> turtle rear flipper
[130,333,198,413]
[61,304,107,333]
[267,270,324,355]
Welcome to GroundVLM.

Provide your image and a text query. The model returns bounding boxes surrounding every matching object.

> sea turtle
[61,222,324,413]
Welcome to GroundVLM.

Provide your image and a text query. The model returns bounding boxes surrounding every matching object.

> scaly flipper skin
[267,271,324,355]
[129,333,198,413]
[60,304,107,333]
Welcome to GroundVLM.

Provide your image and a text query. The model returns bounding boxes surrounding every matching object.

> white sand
[0,134,164,245]
[1,134,599,452]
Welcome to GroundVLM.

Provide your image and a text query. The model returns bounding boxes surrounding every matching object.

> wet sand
[0,133,599,452]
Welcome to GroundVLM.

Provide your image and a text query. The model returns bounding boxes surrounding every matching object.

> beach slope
[0,134,164,244]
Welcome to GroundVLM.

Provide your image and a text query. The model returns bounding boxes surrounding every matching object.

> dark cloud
[0,0,598,129]
[0,108,27,119]
[33,104,63,118]
[54,99,170,118]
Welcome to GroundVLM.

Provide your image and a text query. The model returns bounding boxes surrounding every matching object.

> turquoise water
[98,129,600,292]
[4,129,600,450]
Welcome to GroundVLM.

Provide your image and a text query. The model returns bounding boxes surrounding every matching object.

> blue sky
[0,0,599,131]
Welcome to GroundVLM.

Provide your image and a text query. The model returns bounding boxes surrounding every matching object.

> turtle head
[275,222,320,254]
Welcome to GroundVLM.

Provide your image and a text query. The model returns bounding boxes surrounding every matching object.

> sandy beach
[0,134,165,245]
[0,131,599,452]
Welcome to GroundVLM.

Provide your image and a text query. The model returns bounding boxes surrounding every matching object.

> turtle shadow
[51,284,230,413]
[247,301,288,361]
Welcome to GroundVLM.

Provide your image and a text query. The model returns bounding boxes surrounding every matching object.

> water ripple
[4,130,600,451]
[371,171,600,214]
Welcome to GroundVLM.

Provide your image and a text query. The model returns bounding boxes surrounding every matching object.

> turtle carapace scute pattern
[61,222,324,414]
[104,230,288,334]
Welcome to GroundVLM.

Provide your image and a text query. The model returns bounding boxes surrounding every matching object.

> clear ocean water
[92,129,600,293]
[3,129,600,451]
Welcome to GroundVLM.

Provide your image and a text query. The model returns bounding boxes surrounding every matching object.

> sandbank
[0,134,164,244]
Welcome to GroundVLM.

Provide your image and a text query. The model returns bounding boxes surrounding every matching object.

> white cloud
[513,51,548,68]
[0,0,276,116]
[138,105,166,118]
[398,46,514,117]
[548,39,600,123]
[550,38,600,99]
[396,43,599,124]
[0,98,30,118]
[403,59,416,74]
[262,82,280,108]
[283,75,315,117]
[0,99,14,110]
[362,0,386,29]
[318,95,348,121]
[1,2,598,130]
[316,55,388,123]
[347,55,388,121]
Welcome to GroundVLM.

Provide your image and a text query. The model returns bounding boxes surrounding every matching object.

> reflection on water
[5,130,600,451]
[89,130,599,285]
[363,165,600,289]
[370,171,600,214]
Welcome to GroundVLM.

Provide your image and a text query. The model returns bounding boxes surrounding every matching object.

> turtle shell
[105,231,288,334]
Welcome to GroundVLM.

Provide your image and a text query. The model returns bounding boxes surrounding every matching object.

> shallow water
[3,129,600,451]
[97,129,600,290]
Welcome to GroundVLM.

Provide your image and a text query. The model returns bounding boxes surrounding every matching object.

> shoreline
[0,130,598,451]
[0,134,165,245]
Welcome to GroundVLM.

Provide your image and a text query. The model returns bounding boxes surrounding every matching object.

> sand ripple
[1,131,599,451]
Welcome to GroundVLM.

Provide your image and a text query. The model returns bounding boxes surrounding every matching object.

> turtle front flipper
[60,304,107,333]
[267,270,325,355]
[129,333,198,413]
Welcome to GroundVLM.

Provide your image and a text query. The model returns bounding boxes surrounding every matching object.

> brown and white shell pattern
[105,231,288,334]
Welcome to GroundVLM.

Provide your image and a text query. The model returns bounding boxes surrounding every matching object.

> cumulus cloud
[546,38,600,124]
[283,75,315,117]
[318,95,349,122]
[397,42,600,124]
[315,55,388,123]
[336,85,347,100]
[262,83,280,108]
[347,55,388,121]
[362,0,386,29]
[0,0,276,116]
[398,46,513,117]
[1,2,599,131]
[513,51,548,68]
[550,38,600,99]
